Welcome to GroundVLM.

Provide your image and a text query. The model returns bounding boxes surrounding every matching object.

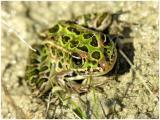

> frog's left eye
[71,52,83,67]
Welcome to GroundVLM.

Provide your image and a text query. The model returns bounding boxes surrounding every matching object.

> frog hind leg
[37,68,68,97]
[73,12,112,31]
[73,10,131,32]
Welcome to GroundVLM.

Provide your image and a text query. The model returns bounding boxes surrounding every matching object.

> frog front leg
[37,70,85,97]
[37,70,68,97]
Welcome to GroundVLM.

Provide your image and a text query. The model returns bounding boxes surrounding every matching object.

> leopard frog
[25,12,118,97]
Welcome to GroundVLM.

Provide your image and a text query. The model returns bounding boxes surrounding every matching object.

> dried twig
[119,49,157,100]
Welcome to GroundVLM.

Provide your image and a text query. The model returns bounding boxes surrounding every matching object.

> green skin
[25,12,118,96]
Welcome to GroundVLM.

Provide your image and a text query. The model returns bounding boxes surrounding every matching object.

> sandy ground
[1,1,159,119]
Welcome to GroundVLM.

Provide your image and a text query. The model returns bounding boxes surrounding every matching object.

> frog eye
[71,52,83,67]
[102,34,110,46]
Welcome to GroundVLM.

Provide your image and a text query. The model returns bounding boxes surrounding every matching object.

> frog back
[43,21,117,75]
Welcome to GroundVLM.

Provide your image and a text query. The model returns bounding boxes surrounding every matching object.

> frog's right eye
[101,34,110,46]
[71,52,83,67]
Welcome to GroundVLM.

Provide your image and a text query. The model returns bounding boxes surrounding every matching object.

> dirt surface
[1,1,159,119]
